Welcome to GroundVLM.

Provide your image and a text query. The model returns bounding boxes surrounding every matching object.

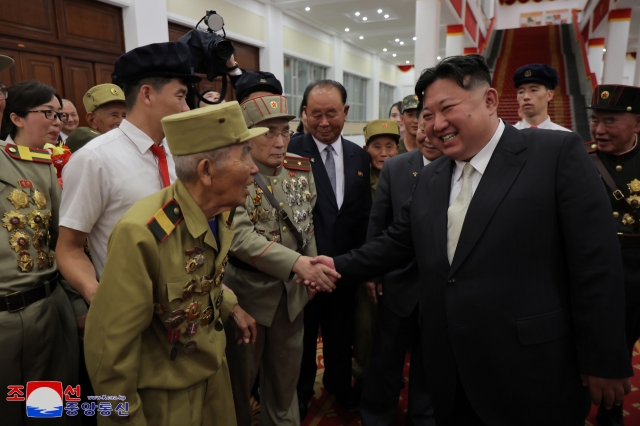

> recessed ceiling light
[413,37,417,41]
[384,14,389,18]
[359,36,364,39]
[305,7,310,11]
[437,56,441,60]
[383,48,387,52]
[355,12,360,16]
[392,53,397,57]
[395,38,400,42]
[400,41,404,45]
[345,28,350,32]
[362,17,368,21]
[406,61,410,64]
[377,9,383,13]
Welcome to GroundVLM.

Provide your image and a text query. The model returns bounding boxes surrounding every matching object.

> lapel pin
[311,158,315,162]
[357,171,363,177]
[413,172,418,177]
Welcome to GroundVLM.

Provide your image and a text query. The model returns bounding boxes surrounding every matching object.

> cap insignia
[524,70,532,77]
[270,101,278,108]
[110,88,118,95]
[382,123,387,128]
[601,91,610,100]
[260,79,267,83]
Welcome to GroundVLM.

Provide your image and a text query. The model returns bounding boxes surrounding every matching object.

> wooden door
[0,49,23,88]
[19,52,64,96]
[62,58,96,126]
[94,63,115,85]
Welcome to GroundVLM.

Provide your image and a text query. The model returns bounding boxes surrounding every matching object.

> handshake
[291,255,339,292]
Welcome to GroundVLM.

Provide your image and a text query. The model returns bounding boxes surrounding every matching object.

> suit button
[448,278,456,284]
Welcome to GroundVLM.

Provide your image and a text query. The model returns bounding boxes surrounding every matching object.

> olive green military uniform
[224,93,316,426]
[65,127,100,153]
[0,139,86,425]
[397,139,408,155]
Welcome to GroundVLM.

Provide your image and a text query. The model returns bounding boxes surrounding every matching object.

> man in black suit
[289,80,372,417]
[312,55,632,426]
[360,123,443,426]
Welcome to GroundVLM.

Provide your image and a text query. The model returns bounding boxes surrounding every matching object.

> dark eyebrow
[439,97,455,105]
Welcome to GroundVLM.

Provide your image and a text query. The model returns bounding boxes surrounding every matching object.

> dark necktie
[149,144,170,188]
[325,144,337,197]
[208,219,220,248]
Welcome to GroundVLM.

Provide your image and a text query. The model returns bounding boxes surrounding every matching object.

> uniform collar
[253,156,282,176]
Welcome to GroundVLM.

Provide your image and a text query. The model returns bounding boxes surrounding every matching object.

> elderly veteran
[84,101,263,426]
[65,83,127,153]
[585,84,640,426]
[224,71,338,426]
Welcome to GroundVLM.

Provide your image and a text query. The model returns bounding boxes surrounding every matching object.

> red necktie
[149,144,170,188]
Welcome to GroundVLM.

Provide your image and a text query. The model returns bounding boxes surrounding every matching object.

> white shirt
[514,116,571,132]
[60,133,68,141]
[449,119,505,205]
[60,119,177,278]
[313,136,345,209]
[423,156,431,167]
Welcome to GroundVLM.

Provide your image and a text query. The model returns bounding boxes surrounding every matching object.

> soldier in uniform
[65,83,126,153]
[0,70,86,425]
[397,94,420,154]
[224,71,338,426]
[84,101,263,425]
[513,64,571,131]
[585,84,640,426]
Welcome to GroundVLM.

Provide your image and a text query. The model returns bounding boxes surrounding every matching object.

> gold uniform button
[590,144,597,150]
[279,202,284,207]
[627,107,633,112]
[174,207,181,216]
[8,147,16,153]
[613,212,619,218]
[273,179,278,184]
[616,165,623,172]
[282,226,287,232]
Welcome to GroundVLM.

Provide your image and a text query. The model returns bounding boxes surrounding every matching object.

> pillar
[369,55,380,120]
[587,38,605,85]
[328,36,344,84]
[259,4,284,83]
[445,25,465,58]
[602,9,631,84]
[122,0,169,51]
[414,0,441,81]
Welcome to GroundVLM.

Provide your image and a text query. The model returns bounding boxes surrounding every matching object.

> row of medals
[153,249,229,361]
[2,188,54,272]
[621,179,640,226]
[249,176,313,242]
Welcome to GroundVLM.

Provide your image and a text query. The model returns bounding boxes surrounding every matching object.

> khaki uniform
[225,154,316,426]
[84,180,238,426]
[0,140,85,425]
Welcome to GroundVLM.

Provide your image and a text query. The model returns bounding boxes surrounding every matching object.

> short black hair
[303,80,347,105]
[1,80,62,140]
[388,101,403,117]
[123,77,177,111]
[415,55,492,106]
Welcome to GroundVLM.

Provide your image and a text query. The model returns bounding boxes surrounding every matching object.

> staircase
[492,25,574,131]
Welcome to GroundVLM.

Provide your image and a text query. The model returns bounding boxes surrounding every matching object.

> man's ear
[197,158,214,186]
[485,88,499,114]
[547,89,555,103]
[86,112,98,130]
[363,144,369,152]
[139,85,153,107]
[343,104,350,118]
[633,114,640,135]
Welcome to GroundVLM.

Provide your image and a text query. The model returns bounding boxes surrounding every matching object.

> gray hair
[173,145,234,183]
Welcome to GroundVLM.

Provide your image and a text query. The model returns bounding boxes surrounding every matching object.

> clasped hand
[580,374,631,410]
[292,255,340,292]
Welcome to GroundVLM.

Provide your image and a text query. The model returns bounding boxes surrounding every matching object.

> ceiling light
[392,53,397,57]
[362,17,368,21]
[378,9,383,13]
[400,41,404,45]
[437,56,441,60]
[395,38,400,42]
[355,12,360,16]
[383,48,387,52]
[406,61,410,64]
[305,7,310,11]
[384,14,389,18]
[413,37,417,41]
[345,28,350,32]
[359,36,364,39]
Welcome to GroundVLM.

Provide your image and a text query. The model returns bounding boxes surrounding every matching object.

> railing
[572,8,597,90]
[479,17,495,55]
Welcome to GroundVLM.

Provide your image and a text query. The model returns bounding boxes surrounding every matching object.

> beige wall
[166,0,265,42]
[343,50,372,76]
[282,26,332,64]
[380,64,397,85]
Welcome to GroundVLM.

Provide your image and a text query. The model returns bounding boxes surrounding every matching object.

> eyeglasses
[0,85,7,101]
[28,110,70,122]
[264,129,292,140]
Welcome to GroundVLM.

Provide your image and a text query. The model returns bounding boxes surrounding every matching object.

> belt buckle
[613,190,624,201]
[278,210,289,220]
[5,291,26,313]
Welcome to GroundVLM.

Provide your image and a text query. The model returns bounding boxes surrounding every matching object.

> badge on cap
[601,91,610,99]
[270,101,277,108]
[110,88,118,95]
[260,78,267,83]
[382,123,388,128]
[524,70,532,77]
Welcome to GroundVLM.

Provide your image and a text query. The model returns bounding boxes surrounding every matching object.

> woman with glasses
[0,78,84,424]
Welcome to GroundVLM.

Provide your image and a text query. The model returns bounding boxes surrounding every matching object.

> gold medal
[628,179,640,194]
[32,190,47,209]
[185,258,198,274]
[33,229,46,249]
[8,189,30,209]
[18,251,33,272]
[199,276,213,294]
[9,231,30,252]
[2,211,26,231]
[182,278,197,300]
[27,210,46,229]
[200,306,214,326]
[186,301,201,322]
[48,250,55,267]
[214,290,224,309]
[623,213,636,226]
[627,195,640,207]
[253,194,262,206]
[36,250,48,269]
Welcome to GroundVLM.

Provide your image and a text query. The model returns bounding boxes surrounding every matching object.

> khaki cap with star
[83,84,126,113]
[240,95,296,127]
[363,119,401,144]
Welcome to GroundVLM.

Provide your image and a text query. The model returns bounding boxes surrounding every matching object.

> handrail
[479,17,495,54]
[572,8,597,90]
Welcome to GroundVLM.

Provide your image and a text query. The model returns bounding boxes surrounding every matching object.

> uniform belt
[0,273,58,312]
[618,233,640,248]
[228,256,260,273]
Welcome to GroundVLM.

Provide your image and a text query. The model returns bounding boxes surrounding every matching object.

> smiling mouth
[441,133,457,142]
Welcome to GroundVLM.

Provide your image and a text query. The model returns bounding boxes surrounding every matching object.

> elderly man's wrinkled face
[365,136,398,171]
[305,85,349,145]
[213,143,258,208]
[88,102,126,134]
[590,110,640,155]
[250,118,290,168]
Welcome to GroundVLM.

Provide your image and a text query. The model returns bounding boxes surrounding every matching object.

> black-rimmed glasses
[27,110,70,122]
[0,85,7,101]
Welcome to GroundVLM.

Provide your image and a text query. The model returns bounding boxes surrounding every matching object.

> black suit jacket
[288,132,371,259]
[368,149,424,317]
[334,124,631,425]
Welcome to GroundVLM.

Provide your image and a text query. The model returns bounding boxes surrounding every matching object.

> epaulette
[283,155,311,172]
[147,199,183,242]
[4,143,52,164]
[584,141,598,154]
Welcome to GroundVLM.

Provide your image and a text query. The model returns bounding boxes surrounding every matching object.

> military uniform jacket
[0,140,86,315]
[84,180,238,424]
[226,154,316,326]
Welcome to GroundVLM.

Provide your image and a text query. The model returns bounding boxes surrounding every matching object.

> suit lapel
[302,134,339,211]
[448,126,527,277]
[431,158,455,269]
[342,137,358,211]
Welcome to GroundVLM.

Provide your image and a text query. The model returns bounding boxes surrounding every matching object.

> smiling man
[513,64,570,131]
[314,55,631,426]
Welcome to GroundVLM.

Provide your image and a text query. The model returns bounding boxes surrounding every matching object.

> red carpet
[250,340,640,425]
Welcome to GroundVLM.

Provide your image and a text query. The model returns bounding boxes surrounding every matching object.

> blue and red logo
[26,381,63,418]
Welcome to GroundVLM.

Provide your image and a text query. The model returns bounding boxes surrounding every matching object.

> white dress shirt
[514,116,571,132]
[313,136,345,209]
[60,133,68,141]
[449,120,505,205]
[423,156,431,167]
[60,119,177,278]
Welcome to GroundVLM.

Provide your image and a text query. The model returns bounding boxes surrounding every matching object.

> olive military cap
[363,119,401,145]
[402,94,420,111]
[240,95,296,127]
[83,84,125,113]
[66,127,101,153]
[586,85,640,114]
[162,101,268,156]
[0,54,14,72]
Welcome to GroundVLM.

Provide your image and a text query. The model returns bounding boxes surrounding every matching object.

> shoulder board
[147,199,184,243]
[5,143,52,164]
[283,156,311,172]
[584,141,598,154]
